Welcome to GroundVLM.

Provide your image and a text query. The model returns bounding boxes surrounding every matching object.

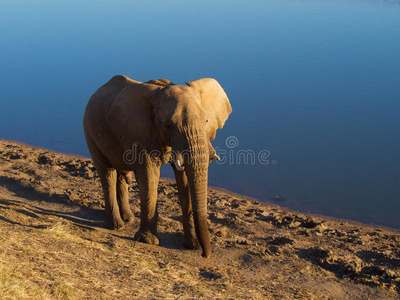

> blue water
[1,0,399,228]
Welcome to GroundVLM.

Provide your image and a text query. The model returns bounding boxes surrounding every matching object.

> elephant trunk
[185,160,211,258]
[178,130,211,258]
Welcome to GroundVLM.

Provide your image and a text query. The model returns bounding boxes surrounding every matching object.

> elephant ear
[186,78,232,140]
[107,83,163,152]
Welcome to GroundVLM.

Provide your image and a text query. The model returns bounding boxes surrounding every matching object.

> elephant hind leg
[85,134,124,230]
[100,168,125,230]
[117,171,134,224]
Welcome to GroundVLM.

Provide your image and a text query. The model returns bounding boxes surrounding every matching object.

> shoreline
[3,138,395,232]
[1,139,399,299]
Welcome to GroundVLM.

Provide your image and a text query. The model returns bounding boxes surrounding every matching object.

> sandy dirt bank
[0,139,399,299]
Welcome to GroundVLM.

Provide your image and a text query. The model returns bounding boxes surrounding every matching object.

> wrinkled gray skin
[83,75,232,258]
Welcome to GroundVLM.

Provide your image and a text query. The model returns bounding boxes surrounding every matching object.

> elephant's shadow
[0,176,194,252]
[112,231,188,251]
[0,175,104,231]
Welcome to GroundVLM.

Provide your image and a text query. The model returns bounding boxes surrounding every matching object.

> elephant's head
[107,78,232,258]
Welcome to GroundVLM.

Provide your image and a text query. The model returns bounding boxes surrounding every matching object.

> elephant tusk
[213,154,220,161]
[125,171,133,184]
[174,159,185,171]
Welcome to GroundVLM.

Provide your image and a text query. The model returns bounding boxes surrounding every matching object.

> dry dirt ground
[0,139,399,299]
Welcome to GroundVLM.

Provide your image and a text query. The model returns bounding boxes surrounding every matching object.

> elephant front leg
[173,165,200,250]
[133,163,160,245]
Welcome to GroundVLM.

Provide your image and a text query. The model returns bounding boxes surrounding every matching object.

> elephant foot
[105,216,125,230]
[105,214,125,230]
[122,214,135,224]
[183,236,200,250]
[120,211,134,224]
[134,230,159,245]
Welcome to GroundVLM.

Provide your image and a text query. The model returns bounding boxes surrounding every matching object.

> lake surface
[1,0,399,229]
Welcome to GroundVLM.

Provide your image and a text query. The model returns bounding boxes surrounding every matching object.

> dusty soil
[0,139,399,299]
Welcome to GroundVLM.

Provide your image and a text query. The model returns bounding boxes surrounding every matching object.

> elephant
[83,75,232,258]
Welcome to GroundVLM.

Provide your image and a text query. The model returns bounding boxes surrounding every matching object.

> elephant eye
[206,119,208,123]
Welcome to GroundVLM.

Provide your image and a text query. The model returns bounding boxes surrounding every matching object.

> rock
[142,270,155,277]
[266,245,282,255]
[211,212,225,220]
[335,230,347,237]
[199,267,225,280]
[245,208,264,216]
[9,153,22,160]
[302,217,320,229]
[362,265,386,276]
[269,236,294,246]
[37,154,54,165]
[302,247,364,277]
[336,255,364,276]
[215,228,228,237]
[306,247,332,259]
[236,238,250,245]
